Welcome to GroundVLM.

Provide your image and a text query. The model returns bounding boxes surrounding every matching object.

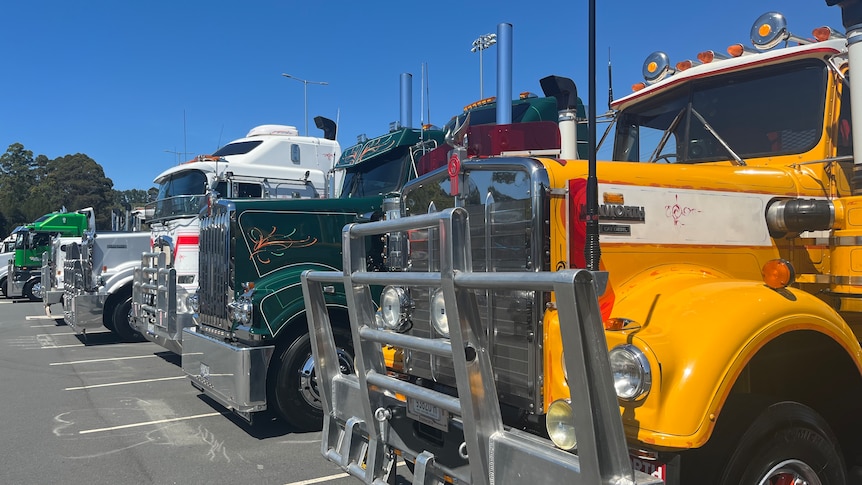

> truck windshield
[150,170,208,221]
[211,140,262,157]
[339,148,408,198]
[613,59,827,163]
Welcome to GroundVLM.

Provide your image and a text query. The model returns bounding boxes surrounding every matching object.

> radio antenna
[608,47,614,110]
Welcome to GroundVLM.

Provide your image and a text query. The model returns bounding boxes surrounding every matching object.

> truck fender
[605,276,862,449]
[101,265,137,296]
[252,262,348,338]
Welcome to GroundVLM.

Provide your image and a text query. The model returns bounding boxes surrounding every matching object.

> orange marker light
[632,82,646,92]
[727,44,745,57]
[647,61,657,73]
[676,60,693,71]
[758,23,772,38]
[762,259,795,289]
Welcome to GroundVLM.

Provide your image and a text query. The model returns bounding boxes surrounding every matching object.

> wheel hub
[298,347,354,409]
[759,459,820,485]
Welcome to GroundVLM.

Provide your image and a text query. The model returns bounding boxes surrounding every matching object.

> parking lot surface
[0,299,408,485]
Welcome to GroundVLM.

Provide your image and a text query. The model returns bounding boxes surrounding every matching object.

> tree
[29,153,115,228]
[0,143,38,228]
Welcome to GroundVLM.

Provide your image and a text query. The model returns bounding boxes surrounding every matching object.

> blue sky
[0,1,843,191]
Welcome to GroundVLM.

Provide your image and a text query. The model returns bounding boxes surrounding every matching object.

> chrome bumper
[133,306,192,355]
[182,327,274,414]
[43,289,63,305]
[62,293,104,333]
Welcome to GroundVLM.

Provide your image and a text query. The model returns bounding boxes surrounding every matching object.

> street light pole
[281,73,328,136]
[470,33,497,99]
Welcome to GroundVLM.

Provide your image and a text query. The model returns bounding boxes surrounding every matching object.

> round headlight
[546,399,577,451]
[429,288,449,337]
[240,300,253,324]
[609,344,652,401]
[187,293,200,313]
[378,286,412,331]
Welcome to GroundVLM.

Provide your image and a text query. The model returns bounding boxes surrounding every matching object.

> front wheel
[270,330,354,431]
[719,401,846,485]
[111,297,144,342]
[23,278,41,302]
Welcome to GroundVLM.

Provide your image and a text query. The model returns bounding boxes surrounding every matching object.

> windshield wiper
[689,108,746,166]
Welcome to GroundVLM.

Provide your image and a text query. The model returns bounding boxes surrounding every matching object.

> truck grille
[198,204,233,332]
[407,198,538,410]
[63,241,94,295]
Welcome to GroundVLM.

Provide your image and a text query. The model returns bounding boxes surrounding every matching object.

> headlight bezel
[609,344,652,402]
[546,399,578,451]
[429,288,449,337]
[377,285,413,332]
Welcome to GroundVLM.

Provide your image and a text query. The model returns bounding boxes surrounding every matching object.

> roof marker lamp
[643,51,673,84]
[813,26,844,42]
[675,60,695,72]
[750,12,808,50]
[546,399,578,451]
[697,50,728,64]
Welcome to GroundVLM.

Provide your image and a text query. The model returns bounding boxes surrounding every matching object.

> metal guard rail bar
[302,207,660,485]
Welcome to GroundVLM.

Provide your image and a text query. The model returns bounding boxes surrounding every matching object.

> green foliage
[0,143,154,234]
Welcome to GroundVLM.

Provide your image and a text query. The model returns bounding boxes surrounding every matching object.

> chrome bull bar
[302,207,660,485]
[132,251,178,343]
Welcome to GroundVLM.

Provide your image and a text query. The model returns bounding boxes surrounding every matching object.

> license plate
[200,363,211,381]
[406,397,449,431]
[631,455,666,481]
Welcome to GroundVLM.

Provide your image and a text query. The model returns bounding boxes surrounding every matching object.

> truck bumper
[133,308,192,355]
[181,327,274,414]
[43,289,63,305]
[63,293,105,333]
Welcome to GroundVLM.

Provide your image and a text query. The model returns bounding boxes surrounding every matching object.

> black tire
[270,329,354,431]
[111,297,143,341]
[719,401,846,485]
[0,276,7,297]
[23,278,41,302]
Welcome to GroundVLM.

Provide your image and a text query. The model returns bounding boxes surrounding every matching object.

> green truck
[181,73,587,430]
[7,208,94,301]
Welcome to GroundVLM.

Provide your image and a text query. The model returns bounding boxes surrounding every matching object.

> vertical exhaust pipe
[827,0,862,193]
[496,23,513,125]
[400,73,413,129]
[540,75,580,159]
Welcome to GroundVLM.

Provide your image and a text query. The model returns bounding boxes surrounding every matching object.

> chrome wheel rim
[758,459,821,485]
[298,347,354,409]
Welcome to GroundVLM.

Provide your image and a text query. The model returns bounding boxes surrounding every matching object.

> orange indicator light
[762,259,795,289]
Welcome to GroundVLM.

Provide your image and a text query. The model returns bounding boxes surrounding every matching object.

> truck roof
[612,38,846,111]
[153,125,341,186]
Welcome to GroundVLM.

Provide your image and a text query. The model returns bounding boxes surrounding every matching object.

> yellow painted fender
[603,271,862,450]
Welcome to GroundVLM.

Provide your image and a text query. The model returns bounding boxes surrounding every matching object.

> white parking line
[282,462,405,485]
[39,332,76,336]
[65,376,186,390]
[30,324,59,328]
[26,315,58,320]
[284,472,349,485]
[50,355,158,366]
[79,412,224,434]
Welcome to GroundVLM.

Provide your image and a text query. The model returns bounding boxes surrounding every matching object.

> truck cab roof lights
[675,59,697,72]
[631,82,647,92]
[642,51,673,84]
[813,26,845,42]
[697,50,729,64]
[463,96,497,111]
[751,12,809,51]
[727,43,757,58]
[763,259,795,289]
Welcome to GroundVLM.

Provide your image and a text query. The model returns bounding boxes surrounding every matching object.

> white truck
[51,231,152,339]
[131,120,341,352]
[0,229,22,297]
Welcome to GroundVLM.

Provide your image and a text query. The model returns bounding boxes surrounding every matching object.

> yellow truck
[302,5,862,484]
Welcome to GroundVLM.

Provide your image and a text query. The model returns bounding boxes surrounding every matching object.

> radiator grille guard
[63,240,95,295]
[197,203,233,332]
[401,161,547,411]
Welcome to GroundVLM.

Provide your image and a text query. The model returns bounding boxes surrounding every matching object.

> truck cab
[132,122,340,350]
[303,8,862,485]
[8,208,94,301]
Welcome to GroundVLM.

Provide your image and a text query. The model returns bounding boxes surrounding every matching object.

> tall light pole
[470,33,497,98]
[281,73,328,136]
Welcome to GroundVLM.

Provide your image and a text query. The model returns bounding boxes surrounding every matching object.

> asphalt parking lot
[0,299,408,485]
